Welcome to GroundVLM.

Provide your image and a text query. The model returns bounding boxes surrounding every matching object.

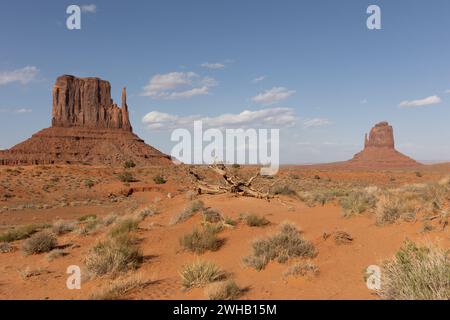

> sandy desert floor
[0,163,449,300]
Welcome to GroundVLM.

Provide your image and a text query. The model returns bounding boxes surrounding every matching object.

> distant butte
[348,121,421,168]
[0,75,171,166]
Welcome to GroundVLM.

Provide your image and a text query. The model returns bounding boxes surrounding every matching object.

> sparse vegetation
[170,200,205,225]
[180,224,223,254]
[22,230,57,255]
[153,175,167,184]
[340,191,377,217]
[109,218,139,238]
[205,279,241,300]
[0,242,13,253]
[333,230,354,245]
[91,274,149,300]
[271,185,297,196]
[123,160,136,169]
[85,234,143,277]
[380,240,450,300]
[203,208,224,223]
[0,223,49,243]
[52,220,76,235]
[283,261,319,278]
[375,193,416,225]
[244,214,270,227]
[78,214,97,222]
[179,260,225,288]
[243,222,316,271]
[118,171,135,183]
[84,179,95,188]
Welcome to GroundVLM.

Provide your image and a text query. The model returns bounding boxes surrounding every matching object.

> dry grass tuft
[170,200,205,225]
[205,279,241,300]
[340,191,377,217]
[179,260,225,288]
[90,274,150,300]
[283,261,319,278]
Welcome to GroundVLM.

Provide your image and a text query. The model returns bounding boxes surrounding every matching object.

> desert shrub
[179,260,225,288]
[419,183,448,213]
[415,171,423,178]
[123,160,136,169]
[0,242,13,253]
[84,179,95,188]
[340,191,377,217]
[52,220,76,235]
[271,185,297,196]
[205,279,241,300]
[78,214,97,222]
[109,218,139,238]
[0,223,48,243]
[91,274,149,300]
[170,200,205,225]
[136,206,159,220]
[102,214,118,226]
[118,171,135,183]
[22,231,57,255]
[75,219,100,236]
[243,222,316,271]
[298,188,350,207]
[375,193,416,225]
[85,234,143,276]
[153,175,167,184]
[244,214,270,227]
[283,261,319,278]
[380,240,450,300]
[224,217,236,226]
[180,224,223,254]
[232,164,240,169]
[203,208,224,223]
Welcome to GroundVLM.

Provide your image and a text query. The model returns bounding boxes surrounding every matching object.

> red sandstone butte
[0,75,171,166]
[348,122,421,168]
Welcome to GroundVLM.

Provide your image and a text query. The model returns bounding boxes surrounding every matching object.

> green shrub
[84,179,95,188]
[118,171,135,183]
[153,175,167,184]
[271,185,297,196]
[78,214,97,222]
[243,222,316,271]
[180,224,223,254]
[123,160,136,169]
[0,223,48,243]
[203,208,224,223]
[380,240,450,300]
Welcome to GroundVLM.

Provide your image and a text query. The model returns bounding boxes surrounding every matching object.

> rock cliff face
[52,75,132,131]
[349,122,420,168]
[0,75,170,166]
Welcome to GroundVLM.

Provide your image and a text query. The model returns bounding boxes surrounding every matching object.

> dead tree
[188,164,273,199]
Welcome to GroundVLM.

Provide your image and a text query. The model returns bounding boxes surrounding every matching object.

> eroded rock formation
[0,75,170,166]
[350,122,420,168]
[52,75,132,131]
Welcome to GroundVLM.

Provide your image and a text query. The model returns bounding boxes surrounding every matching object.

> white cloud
[399,95,441,108]
[252,76,266,83]
[142,107,297,130]
[360,99,368,104]
[251,87,296,105]
[0,66,39,86]
[141,72,217,99]
[81,4,96,13]
[302,118,331,128]
[201,62,225,69]
[0,107,32,114]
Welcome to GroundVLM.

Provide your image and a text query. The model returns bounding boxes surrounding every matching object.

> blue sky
[1,0,450,163]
